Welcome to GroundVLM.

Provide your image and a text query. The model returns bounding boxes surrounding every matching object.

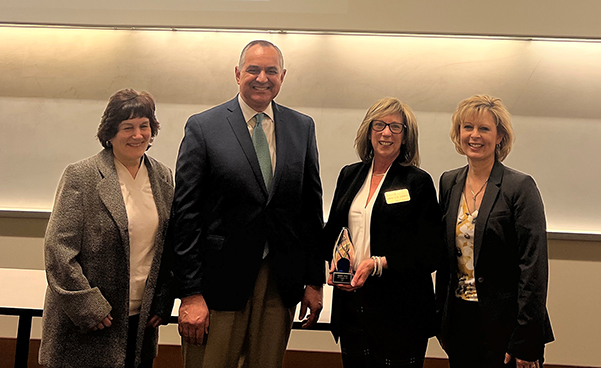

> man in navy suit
[169,40,325,368]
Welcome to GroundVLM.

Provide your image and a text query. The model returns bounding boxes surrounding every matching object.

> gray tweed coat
[39,149,174,368]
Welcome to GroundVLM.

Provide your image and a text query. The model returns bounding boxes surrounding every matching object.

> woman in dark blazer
[39,89,174,368]
[323,97,443,368]
[436,95,554,368]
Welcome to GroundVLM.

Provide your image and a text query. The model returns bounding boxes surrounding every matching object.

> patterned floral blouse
[455,193,478,302]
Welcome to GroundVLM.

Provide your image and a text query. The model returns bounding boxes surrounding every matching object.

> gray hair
[238,40,285,70]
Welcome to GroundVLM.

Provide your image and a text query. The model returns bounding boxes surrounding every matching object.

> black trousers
[125,314,154,368]
[338,288,428,368]
[446,298,543,368]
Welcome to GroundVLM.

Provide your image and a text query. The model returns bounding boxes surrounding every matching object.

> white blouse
[347,162,389,271]
[114,157,159,316]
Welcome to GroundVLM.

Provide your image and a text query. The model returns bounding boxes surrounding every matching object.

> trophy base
[332,271,353,285]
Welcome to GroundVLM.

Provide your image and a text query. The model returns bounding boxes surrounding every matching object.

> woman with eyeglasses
[322,97,444,368]
[435,95,554,368]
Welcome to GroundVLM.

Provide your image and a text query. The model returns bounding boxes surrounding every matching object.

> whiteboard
[1,27,600,234]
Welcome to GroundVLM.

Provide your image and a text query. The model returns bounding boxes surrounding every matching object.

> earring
[106,141,112,147]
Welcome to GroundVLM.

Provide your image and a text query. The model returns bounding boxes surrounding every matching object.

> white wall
[2,0,601,39]
[1,12,601,368]
[1,28,601,233]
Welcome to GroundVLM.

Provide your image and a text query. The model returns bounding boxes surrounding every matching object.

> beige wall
[1,28,601,234]
[0,23,601,368]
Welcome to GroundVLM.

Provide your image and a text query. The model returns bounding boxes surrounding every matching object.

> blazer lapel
[96,149,129,248]
[337,163,371,219]
[225,98,268,197]
[446,166,468,264]
[270,102,284,201]
[473,161,504,266]
[371,162,401,215]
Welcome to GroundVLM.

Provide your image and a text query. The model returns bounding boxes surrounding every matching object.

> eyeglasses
[371,120,406,134]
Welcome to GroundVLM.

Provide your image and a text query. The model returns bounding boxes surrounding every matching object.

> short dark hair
[97,89,160,149]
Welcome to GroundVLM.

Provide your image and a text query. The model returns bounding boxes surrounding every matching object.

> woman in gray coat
[39,89,174,368]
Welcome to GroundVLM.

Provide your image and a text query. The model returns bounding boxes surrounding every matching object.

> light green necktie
[252,113,273,190]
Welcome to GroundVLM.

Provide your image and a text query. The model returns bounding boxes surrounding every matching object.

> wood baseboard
[0,339,595,368]
[0,338,42,368]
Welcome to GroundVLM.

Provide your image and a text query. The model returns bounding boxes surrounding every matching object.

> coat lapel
[145,157,171,239]
[473,161,504,266]
[226,97,269,197]
[96,149,129,249]
[141,156,172,314]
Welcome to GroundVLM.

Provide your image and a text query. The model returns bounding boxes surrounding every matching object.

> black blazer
[323,161,444,341]
[169,97,324,310]
[436,161,554,361]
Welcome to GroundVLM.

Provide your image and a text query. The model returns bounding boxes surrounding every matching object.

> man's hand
[298,285,323,328]
[146,315,163,328]
[178,294,210,346]
[326,261,336,286]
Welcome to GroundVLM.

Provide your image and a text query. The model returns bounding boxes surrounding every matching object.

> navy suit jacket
[436,161,554,361]
[169,97,324,310]
[323,161,444,341]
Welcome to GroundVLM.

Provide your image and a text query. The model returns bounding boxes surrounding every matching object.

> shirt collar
[114,155,147,182]
[238,94,274,125]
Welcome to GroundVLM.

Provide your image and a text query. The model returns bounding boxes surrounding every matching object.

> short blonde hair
[450,94,514,162]
[355,97,420,167]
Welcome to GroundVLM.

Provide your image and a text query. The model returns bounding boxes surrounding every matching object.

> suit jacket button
[477,277,485,283]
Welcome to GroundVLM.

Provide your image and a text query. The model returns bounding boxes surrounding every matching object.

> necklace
[468,177,488,211]
[372,160,393,178]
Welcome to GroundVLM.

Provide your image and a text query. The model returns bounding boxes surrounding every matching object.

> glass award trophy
[332,227,354,285]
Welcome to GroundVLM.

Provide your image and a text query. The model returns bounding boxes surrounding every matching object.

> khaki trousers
[182,259,295,368]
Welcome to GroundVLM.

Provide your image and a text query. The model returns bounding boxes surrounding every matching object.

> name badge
[385,189,410,204]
